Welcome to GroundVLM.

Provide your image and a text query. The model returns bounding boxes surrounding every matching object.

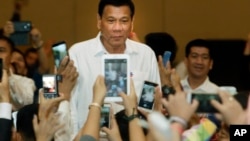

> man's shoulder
[127,39,155,54]
[69,37,97,52]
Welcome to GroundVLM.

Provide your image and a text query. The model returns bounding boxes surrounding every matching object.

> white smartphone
[42,74,60,99]
[102,54,130,102]
[138,81,158,112]
[52,41,68,68]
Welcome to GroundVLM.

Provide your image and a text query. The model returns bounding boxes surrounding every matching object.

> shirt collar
[94,32,139,56]
[182,76,211,92]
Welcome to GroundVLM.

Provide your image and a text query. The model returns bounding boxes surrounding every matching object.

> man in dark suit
[0,69,12,141]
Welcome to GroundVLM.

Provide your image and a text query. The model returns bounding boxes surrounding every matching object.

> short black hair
[0,35,15,53]
[16,103,39,141]
[24,47,38,57]
[98,0,135,18]
[185,38,213,59]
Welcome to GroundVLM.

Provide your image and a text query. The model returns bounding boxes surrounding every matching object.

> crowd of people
[0,0,250,141]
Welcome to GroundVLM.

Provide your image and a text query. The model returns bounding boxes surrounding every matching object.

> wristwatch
[161,85,175,97]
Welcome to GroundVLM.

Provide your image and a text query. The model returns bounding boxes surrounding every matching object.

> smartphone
[10,21,32,46]
[13,21,32,32]
[100,104,111,128]
[138,81,158,112]
[187,93,221,113]
[163,51,172,67]
[0,58,2,81]
[52,41,68,68]
[102,54,130,102]
[42,74,60,99]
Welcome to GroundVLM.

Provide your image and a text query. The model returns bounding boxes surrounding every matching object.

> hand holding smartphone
[138,81,158,112]
[52,41,68,68]
[187,93,221,113]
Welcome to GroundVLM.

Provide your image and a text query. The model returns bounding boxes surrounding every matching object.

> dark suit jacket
[0,118,12,141]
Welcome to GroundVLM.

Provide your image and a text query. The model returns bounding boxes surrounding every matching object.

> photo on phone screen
[100,105,111,128]
[190,93,221,113]
[42,74,59,99]
[163,51,172,67]
[138,81,158,111]
[104,57,128,97]
[52,41,67,68]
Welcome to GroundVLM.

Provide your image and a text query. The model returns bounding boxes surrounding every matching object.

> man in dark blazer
[0,69,12,141]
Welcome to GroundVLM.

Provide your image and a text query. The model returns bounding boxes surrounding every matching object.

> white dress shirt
[9,74,36,111]
[69,32,161,137]
[181,76,219,94]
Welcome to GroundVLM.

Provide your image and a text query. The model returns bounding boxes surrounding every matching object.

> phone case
[102,54,130,102]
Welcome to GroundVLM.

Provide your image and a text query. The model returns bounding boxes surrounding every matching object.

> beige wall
[165,0,250,62]
[1,0,250,62]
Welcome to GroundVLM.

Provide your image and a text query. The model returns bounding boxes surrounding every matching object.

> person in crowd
[11,55,78,141]
[180,38,219,93]
[69,0,161,135]
[0,35,36,110]
[11,48,28,76]
[0,69,12,141]
[12,93,65,141]
[1,21,51,103]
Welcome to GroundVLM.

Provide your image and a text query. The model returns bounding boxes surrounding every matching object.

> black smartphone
[138,81,158,112]
[100,104,111,128]
[187,93,221,113]
[13,21,32,32]
[10,21,32,46]
[0,58,2,81]
[52,41,68,68]
[42,74,60,99]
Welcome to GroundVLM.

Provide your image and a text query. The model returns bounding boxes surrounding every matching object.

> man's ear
[97,14,101,30]
[184,57,188,67]
[209,59,213,70]
[131,17,135,32]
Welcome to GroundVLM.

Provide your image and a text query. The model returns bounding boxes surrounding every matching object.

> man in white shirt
[69,0,160,136]
[180,39,219,93]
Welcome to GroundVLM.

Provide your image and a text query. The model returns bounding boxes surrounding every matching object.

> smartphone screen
[52,41,67,68]
[163,51,172,67]
[191,93,221,113]
[104,58,128,97]
[100,105,111,128]
[138,81,158,111]
[42,74,59,99]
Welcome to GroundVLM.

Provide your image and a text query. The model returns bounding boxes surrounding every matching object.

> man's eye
[107,20,115,23]
[121,20,128,23]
